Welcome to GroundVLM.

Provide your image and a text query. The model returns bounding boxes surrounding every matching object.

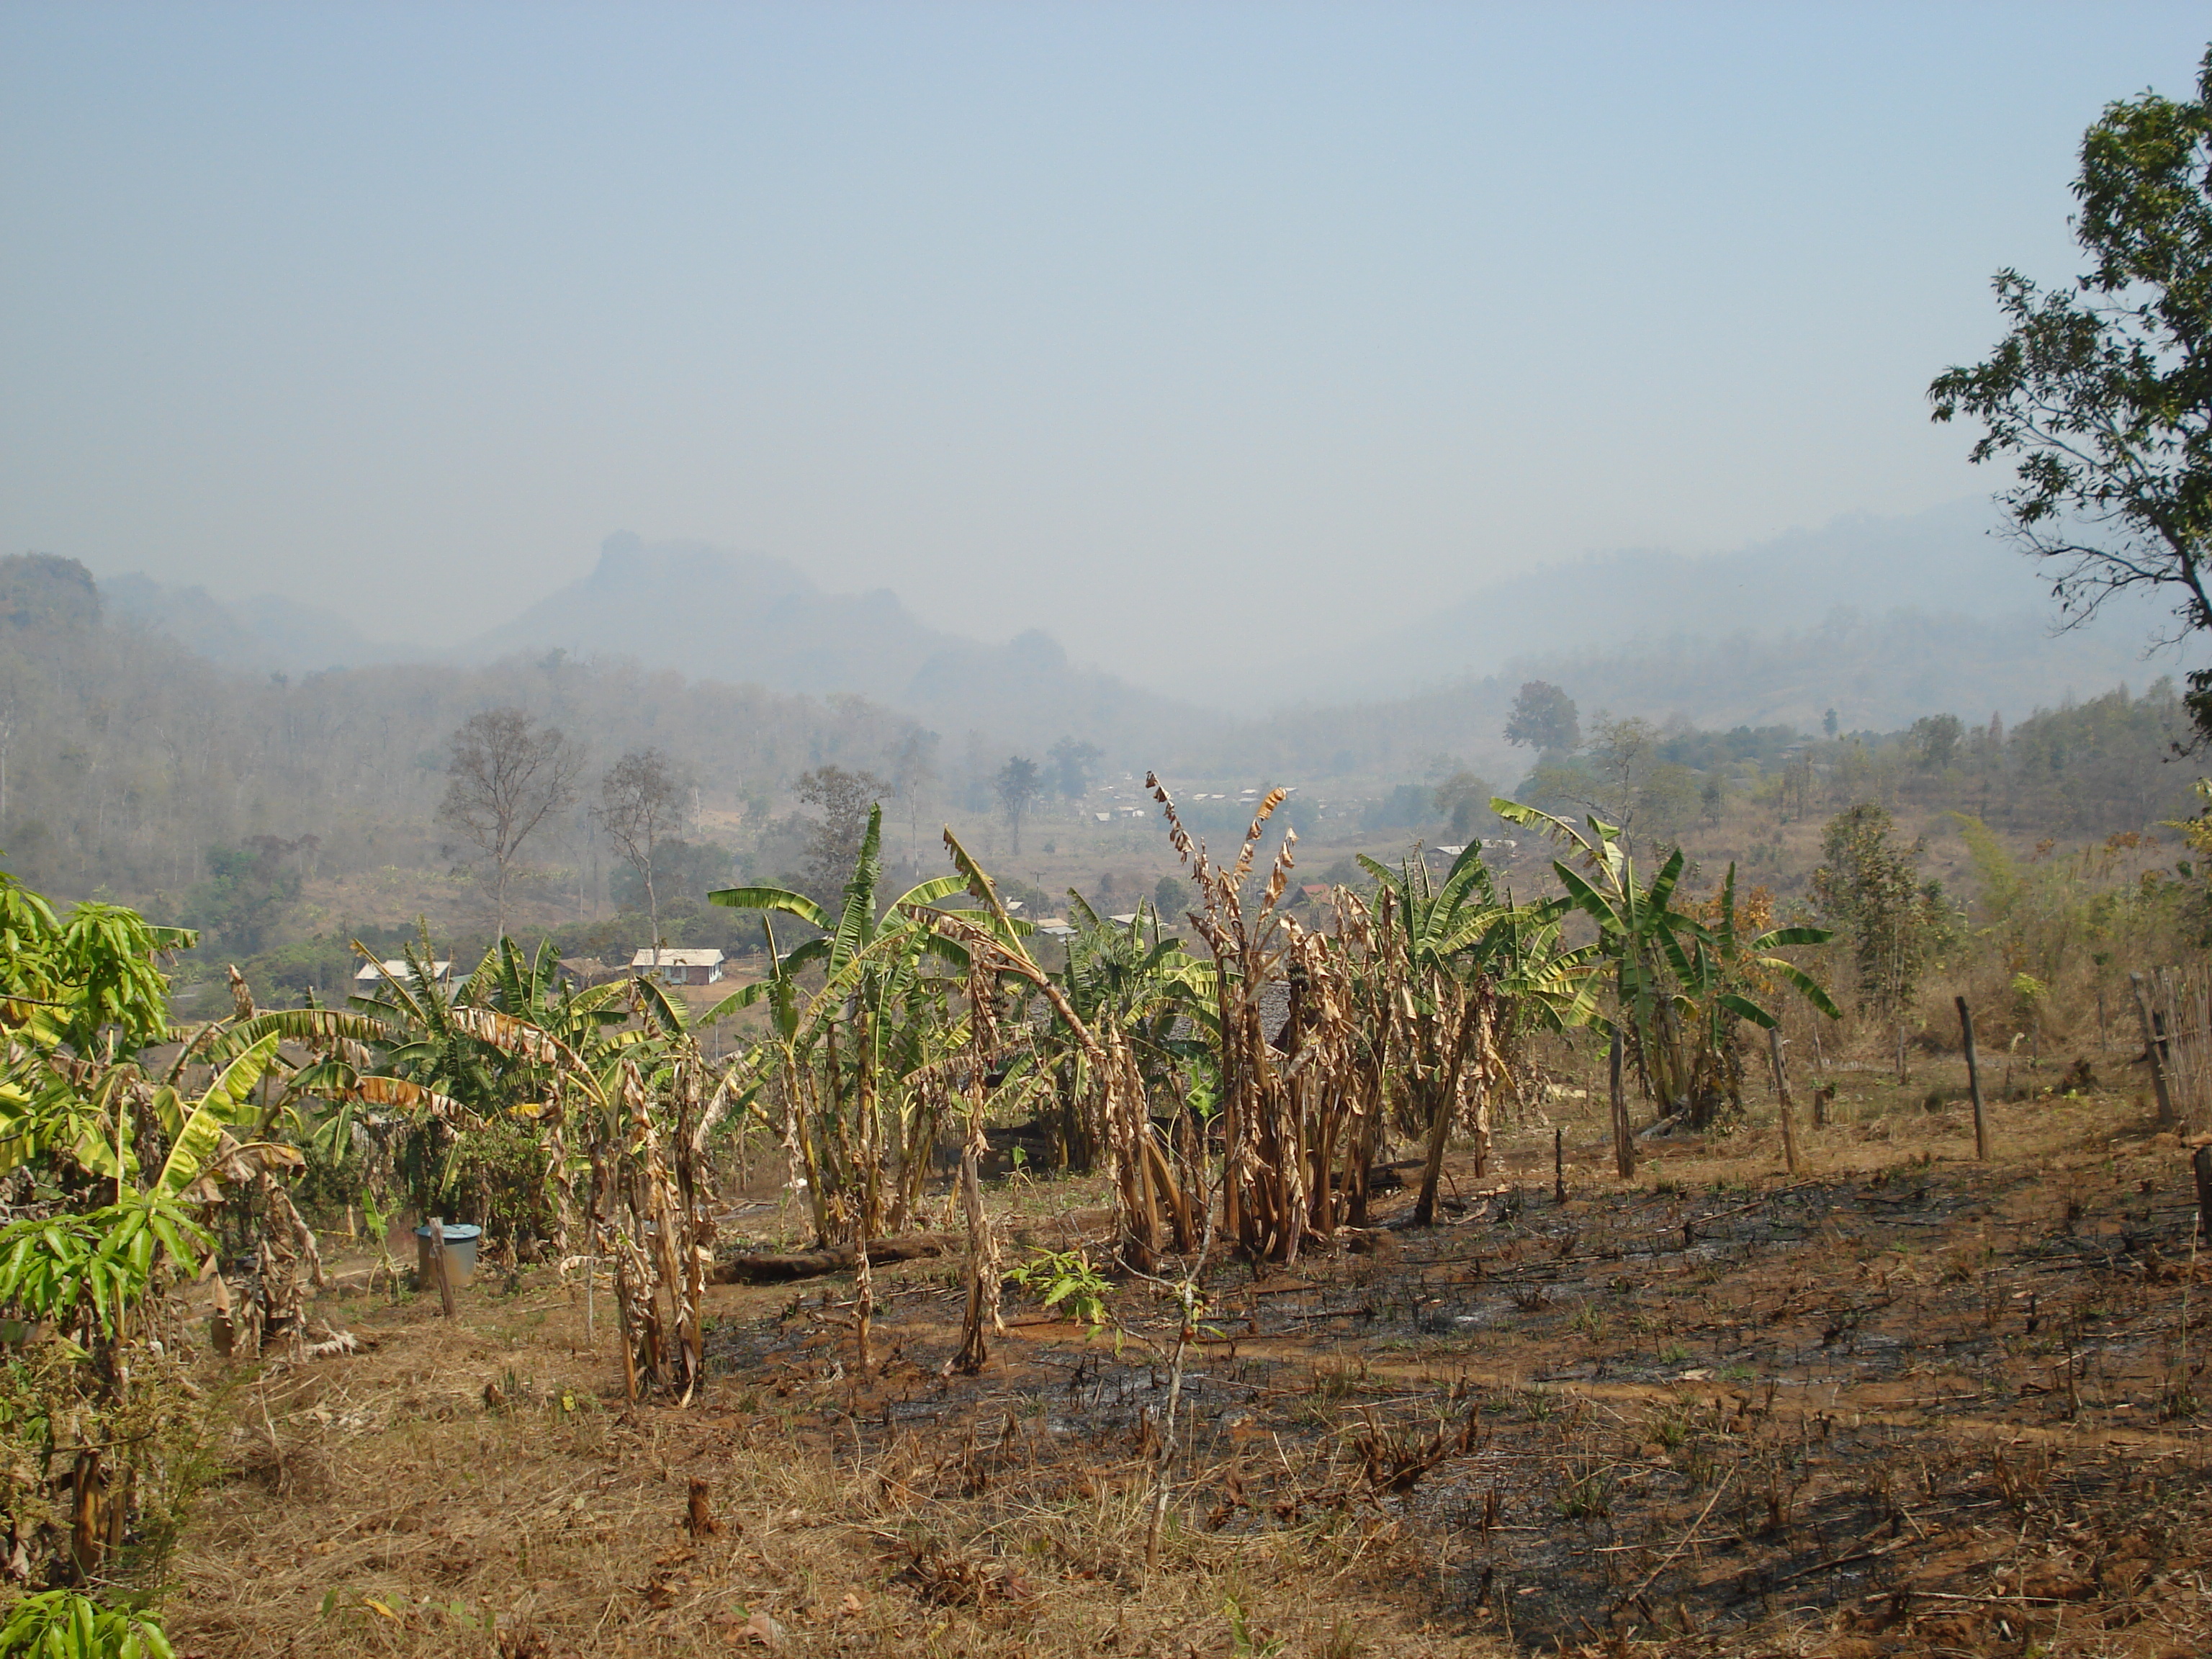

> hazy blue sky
[4,4,2208,686]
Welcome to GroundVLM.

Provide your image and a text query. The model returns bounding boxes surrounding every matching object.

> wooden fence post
[1768,1026,1799,1176]
[428,1218,457,1319]
[1956,997,1988,1163]
[2131,972,2178,1131]
[1609,1031,1635,1179]
[1554,1126,1567,1205]
[2193,1144,2212,1243]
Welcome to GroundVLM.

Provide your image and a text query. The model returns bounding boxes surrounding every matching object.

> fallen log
[709,1232,956,1285]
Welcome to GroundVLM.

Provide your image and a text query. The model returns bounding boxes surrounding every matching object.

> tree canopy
[1504,680,1579,752]
[1930,45,2212,743]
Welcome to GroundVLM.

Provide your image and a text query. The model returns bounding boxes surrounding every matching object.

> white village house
[354,958,454,989]
[629,948,725,986]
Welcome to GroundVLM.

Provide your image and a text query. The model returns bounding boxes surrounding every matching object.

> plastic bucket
[415,1222,482,1289]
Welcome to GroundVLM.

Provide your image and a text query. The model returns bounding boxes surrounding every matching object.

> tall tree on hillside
[598,748,681,961]
[1930,46,2212,746]
[996,755,1043,855]
[889,730,939,862]
[1048,736,1105,801]
[438,708,580,938]
[1910,714,1965,771]
[1431,770,1495,842]
[1504,680,1580,753]
[794,765,888,903]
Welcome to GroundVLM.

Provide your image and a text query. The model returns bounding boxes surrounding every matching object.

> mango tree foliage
[0,871,191,1057]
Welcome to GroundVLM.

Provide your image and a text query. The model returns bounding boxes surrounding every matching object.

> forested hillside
[1210,609,2198,788]
[8,547,2200,1010]
[0,554,920,913]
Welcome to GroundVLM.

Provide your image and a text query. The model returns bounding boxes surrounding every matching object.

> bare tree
[995,755,1043,855]
[597,749,682,965]
[794,765,887,900]
[437,708,581,939]
[888,731,938,863]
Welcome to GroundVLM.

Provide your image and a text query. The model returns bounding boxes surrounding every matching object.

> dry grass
[164,1059,2212,1658]
[166,1265,1489,1658]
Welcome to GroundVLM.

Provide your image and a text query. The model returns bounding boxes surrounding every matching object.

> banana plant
[0,1033,278,1341]
[710,804,973,1241]
[0,1588,176,1659]
[1031,896,1215,1175]
[1359,842,1600,1223]
[1673,863,1840,1118]
[1496,801,1835,1126]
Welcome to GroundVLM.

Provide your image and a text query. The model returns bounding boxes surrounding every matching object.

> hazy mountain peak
[1006,629,1069,674]
[454,535,1198,755]
[94,570,406,674]
[1,553,101,633]
[588,532,817,603]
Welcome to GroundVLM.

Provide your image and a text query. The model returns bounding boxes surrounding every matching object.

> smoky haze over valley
[9,4,2212,710]
[20,15,2212,1656]
[7,3,2212,917]
[91,498,2200,771]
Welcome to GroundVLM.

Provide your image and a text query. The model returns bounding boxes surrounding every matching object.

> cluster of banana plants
[1495,802,1840,1127]
[1027,893,1215,1265]
[0,875,311,1599]
[707,807,1148,1368]
[709,805,978,1250]
[329,935,749,1404]
[1134,778,1600,1264]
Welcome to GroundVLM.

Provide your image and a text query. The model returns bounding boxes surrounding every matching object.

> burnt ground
[168,1070,2212,1658]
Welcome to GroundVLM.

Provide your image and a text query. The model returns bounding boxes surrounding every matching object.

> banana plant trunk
[951,974,1000,1374]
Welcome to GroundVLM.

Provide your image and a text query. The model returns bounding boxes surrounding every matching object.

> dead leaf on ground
[736,1609,785,1647]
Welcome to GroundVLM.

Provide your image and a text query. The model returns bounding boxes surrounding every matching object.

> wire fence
[2149,964,2212,1131]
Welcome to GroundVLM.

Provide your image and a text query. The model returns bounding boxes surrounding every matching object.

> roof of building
[355,958,451,981]
[629,948,724,968]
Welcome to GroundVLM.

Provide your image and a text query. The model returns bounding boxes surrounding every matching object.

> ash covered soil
[170,1077,2211,1658]
[709,1090,2212,1657]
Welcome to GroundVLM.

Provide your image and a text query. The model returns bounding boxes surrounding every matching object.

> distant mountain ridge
[459,534,945,699]
[454,533,1206,755]
[92,536,1210,757]
[86,503,2199,776]
[1199,605,2200,785]
[100,572,410,675]
[1297,497,2173,703]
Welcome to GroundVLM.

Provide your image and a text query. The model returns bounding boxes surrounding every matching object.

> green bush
[0,1591,174,1659]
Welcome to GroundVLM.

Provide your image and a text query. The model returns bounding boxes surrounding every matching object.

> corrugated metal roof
[355,959,451,981]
